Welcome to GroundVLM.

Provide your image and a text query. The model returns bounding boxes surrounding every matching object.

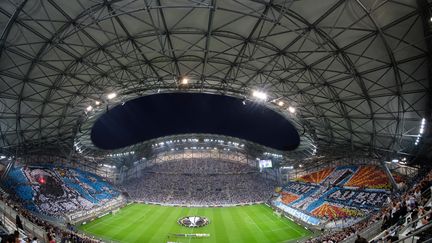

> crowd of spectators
[1,230,38,243]
[305,168,432,243]
[147,160,255,174]
[123,159,276,205]
[305,211,383,243]
[0,194,101,243]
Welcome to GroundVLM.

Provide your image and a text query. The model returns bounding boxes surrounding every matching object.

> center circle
[178,216,210,228]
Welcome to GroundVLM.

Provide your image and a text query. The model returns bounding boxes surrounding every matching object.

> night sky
[91,93,300,151]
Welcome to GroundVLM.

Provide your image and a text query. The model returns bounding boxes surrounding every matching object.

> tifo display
[4,165,121,218]
[273,165,395,227]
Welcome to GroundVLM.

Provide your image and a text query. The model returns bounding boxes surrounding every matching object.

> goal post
[273,210,282,218]
[111,208,120,215]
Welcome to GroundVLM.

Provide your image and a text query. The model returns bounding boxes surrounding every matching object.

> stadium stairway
[0,186,8,196]
[1,214,28,240]
[0,200,47,241]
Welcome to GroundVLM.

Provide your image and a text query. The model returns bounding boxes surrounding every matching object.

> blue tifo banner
[273,201,321,226]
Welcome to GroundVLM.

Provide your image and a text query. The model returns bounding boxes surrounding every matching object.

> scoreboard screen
[259,160,272,169]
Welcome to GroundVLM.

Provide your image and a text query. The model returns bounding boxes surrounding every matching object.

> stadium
[0,0,431,242]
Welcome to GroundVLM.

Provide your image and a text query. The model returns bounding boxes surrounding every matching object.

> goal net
[273,210,282,218]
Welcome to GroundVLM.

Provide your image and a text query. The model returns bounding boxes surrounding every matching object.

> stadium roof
[0,0,430,158]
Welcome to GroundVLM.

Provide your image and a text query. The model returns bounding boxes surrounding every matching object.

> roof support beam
[0,0,28,59]
[201,0,216,89]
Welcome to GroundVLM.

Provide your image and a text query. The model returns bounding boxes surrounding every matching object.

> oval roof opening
[91,93,300,151]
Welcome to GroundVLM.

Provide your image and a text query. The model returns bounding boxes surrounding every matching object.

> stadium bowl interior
[0,0,431,243]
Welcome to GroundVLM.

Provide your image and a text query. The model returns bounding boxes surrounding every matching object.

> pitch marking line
[243,210,264,233]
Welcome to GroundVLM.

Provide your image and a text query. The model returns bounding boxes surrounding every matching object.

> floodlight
[86,105,93,112]
[288,106,296,113]
[107,92,117,99]
[278,101,284,107]
[181,78,189,85]
[252,90,267,101]
[95,101,101,106]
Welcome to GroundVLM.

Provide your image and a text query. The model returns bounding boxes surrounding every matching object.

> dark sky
[91,93,300,151]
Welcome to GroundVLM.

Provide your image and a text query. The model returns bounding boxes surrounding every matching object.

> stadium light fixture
[420,118,426,134]
[252,90,267,101]
[107,92,117,100]
[95,100,101,106]
[288,106,296,113]
[86,105,93,112]
[181,77,189,85]
[102,164,116,168]
[278,101,284,107]
[415,118,426,145]
[281,166,294,170]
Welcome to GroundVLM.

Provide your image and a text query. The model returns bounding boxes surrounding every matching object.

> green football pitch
[79,203,312,243]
